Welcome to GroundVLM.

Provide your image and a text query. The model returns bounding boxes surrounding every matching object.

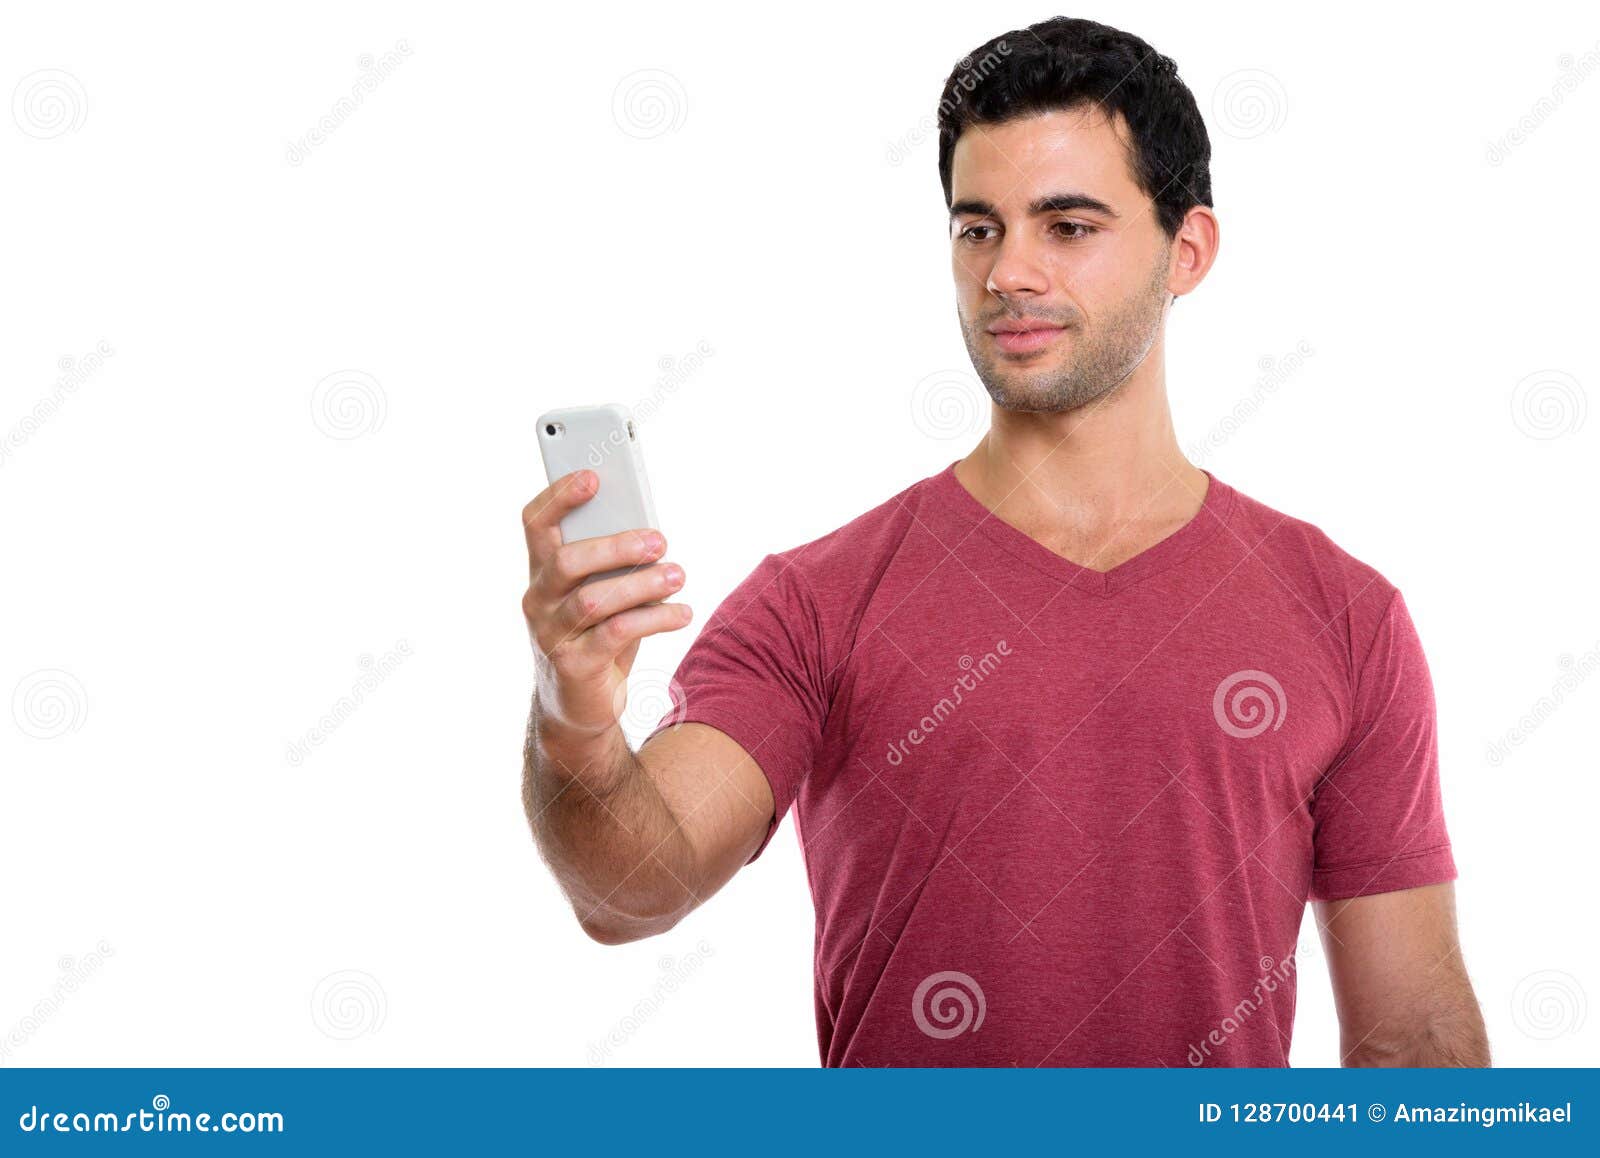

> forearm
[1343,1004,1491,1067]
[522,695,701,942]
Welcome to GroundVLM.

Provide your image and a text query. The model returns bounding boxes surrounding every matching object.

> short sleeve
[644,552,828,863]
[1308,589,1458,901]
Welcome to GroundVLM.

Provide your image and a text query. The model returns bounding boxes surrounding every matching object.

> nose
[984,234,1049,299]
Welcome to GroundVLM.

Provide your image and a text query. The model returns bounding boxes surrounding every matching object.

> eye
[957,224,998,243]
[1052,221,1097,240]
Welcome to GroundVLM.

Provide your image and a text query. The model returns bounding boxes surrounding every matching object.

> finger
[546,560,684,645]
[534,528,666,600]
[558,602,694,670]
[522,470,597,555]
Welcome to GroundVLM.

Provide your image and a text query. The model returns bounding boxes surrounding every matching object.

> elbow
[578,914,659,946]
[576,899,689,946]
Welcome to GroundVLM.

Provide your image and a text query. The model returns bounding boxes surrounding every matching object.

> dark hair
[937,16,1212,238]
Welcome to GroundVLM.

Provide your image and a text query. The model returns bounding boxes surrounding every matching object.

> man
[520,16,1488,1067]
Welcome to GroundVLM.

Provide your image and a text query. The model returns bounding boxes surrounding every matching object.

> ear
[1168,205,1220,298]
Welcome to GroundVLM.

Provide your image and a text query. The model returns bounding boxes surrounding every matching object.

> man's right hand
[519,468,775,945]
[521,469,693,742]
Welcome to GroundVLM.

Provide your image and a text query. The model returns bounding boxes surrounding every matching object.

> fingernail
[643,532,664,553]
[663,565,683,585]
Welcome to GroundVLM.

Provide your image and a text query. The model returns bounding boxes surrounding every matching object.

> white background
[2,1,1596,1067]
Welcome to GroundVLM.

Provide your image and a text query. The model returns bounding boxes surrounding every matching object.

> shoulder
[1221,478,1406,663]
[715,471,941,672]
[765,470,938,597]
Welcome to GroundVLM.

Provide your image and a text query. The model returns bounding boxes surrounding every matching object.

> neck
[954,345,1208,537]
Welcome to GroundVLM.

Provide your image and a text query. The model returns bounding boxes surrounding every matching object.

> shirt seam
[1102,482,1239,596]
[1348,586,1402,696]
[1319,587,1405,785]
[955,474,1237,597]
[772,554,841,729]
[1313,842,1452,874]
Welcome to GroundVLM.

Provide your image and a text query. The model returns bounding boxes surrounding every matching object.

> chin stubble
[965,258,1170,415]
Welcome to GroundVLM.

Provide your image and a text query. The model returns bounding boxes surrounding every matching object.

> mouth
[987,323,1067,355]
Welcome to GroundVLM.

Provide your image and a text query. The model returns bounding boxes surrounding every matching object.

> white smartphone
[536,403,661,584]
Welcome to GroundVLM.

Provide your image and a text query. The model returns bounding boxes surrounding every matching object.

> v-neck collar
[927,459,1236,597]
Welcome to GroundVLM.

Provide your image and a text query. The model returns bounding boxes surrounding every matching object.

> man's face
[949,106,1174,413]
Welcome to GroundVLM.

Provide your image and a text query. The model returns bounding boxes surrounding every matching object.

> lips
[988,321,1066,354]
[987,318,1061,334]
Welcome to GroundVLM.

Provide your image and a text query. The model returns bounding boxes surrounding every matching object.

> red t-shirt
[646,462,1456,1066]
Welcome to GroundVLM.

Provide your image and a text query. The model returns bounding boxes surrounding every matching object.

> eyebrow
[948,192,1120,222]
